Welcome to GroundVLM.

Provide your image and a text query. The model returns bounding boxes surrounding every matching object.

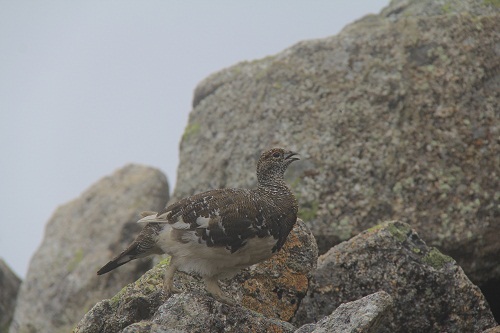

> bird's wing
[139,188,275,252]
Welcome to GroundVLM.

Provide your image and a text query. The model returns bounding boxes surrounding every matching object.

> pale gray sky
[0,1,388,278]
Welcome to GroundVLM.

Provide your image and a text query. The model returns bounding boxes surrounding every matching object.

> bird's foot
[209,292,237,306]
[159,285,181,301]
[162,262,179,297]
[163,284,182,295]
[203,277,237,306]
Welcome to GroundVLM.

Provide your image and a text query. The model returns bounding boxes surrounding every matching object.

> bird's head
[257,148,299,183]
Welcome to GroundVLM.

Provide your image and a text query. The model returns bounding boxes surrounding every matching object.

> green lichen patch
[109,285,128,308]
[298,201,319,221]
[67,248,84,272]
[109,257,172,307]
[366,221,412,243]
[484,0,500,7]
[367,223,385,233]
[441,2,453,13]
[385,221,412,243]
[182,123,201,142]
[423,247,454,270]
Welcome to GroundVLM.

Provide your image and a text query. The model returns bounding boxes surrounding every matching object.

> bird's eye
[272,152,281,158]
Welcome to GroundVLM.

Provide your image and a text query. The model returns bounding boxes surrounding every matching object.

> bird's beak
[285,151,300,162]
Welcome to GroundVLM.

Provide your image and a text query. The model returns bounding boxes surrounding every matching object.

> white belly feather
[157,225,277,279]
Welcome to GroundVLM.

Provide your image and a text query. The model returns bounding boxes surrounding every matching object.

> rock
[294,221,497,333]
[228,219,318,321]
[294,291,393,333]
[294,324,315,333]
[9,165,169,333]
[123,293,296,333]
[0,259,21,333]
[72,262,166,333]
[125,325,186,333]
[74,219,317,332]
[381,0,496,20]
[174,0,500,290]
[483,326,500,333]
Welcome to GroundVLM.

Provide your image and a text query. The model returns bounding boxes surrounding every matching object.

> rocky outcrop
[294,221,497,333]
[9,165,169,333]
[295,291,393,333]
[0,259,21,333]
[75,220,495,332]
[174,0,500,292]
[74,219,317,332]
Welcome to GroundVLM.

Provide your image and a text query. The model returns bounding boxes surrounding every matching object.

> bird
[97,147,299,305]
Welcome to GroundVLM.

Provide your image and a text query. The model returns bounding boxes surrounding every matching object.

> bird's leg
[203,276,236,306]
[163,259,181,294]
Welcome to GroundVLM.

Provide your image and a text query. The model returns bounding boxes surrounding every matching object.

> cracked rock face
[9,165,169,333]
[174,0,499,288]
[294,221,497,333]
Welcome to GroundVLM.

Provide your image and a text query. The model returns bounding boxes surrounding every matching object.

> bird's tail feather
[97,239,149,275]
[97,221,161,275]
[97,253,135,275]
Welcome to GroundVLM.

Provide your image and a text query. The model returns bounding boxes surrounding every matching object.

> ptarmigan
[97,147,299,304]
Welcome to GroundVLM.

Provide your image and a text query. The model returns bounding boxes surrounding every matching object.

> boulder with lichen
[294,221,497,332]
[9,165,169,333]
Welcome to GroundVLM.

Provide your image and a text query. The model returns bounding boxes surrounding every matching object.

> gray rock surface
[123,293,296,333]
[174,0,500,288]
[294,221,497,333]
[9,164,169,333]
[74,219,317,333]
[483,326,500,333]
[294,291,393,333]
[381,0,497,19]
[0,259,21,333]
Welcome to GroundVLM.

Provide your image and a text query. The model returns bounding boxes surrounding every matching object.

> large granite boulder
[294,221,497,333]
[9,165,169,333]
[173,0,500,293]
[0,259,21,333]
[74,219,317,332]
[182,0,500,323]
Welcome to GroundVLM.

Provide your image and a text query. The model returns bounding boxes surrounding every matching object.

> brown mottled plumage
[97,148,299,304]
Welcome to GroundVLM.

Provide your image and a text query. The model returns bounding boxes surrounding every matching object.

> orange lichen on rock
[238,219,317,321]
